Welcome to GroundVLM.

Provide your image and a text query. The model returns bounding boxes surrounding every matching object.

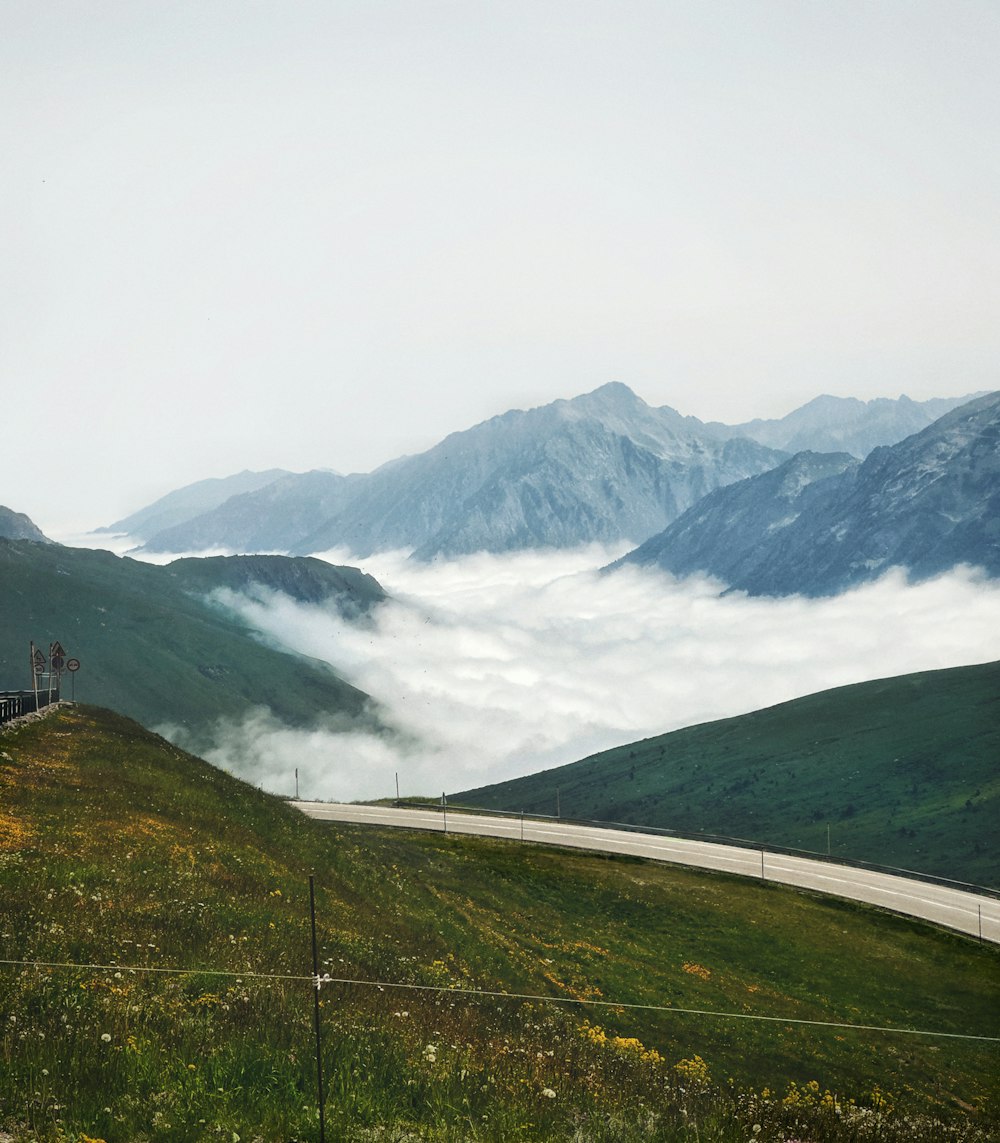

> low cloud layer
[173,548,1000,804]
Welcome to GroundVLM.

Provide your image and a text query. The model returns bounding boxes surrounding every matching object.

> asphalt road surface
[293,801,1000,945]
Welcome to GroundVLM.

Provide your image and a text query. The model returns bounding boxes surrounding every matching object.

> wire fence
[2,956,997,1045]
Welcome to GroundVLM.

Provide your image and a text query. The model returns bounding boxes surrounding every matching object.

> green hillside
[457,661,1000,887]
[1,705,997,1141]
[165,553,387,617]
[0,540,378,743]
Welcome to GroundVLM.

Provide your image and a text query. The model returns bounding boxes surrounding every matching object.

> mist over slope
[191,547,1000,808]
[166,553,387,619]
[0,539,381,744]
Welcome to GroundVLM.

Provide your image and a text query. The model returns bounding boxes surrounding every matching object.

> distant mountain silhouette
[711,391,985,457]
[101,469,293,540]
[618,392,1000,595]
[138,384,786,557]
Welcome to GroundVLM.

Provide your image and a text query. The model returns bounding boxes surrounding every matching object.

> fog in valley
[159,548,1000,803]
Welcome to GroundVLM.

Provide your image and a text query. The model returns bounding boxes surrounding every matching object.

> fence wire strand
[1,957,996,1044]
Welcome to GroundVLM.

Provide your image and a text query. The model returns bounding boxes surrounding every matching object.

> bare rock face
[620,392,1000,596]
[0,506,51,543]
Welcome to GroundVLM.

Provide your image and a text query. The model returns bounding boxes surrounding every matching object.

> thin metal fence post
[309,874,326,1143]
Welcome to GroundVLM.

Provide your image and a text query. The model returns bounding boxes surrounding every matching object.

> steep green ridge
[0,540,377,742]
[457,661,1000,887]
[1,705,997,1141]
[166,552,387,617]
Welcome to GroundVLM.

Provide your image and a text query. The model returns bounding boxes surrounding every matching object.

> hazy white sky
[3,1,998,532]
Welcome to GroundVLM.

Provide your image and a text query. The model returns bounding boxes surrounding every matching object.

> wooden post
[30,642,39,711]
[309,875,326,1143]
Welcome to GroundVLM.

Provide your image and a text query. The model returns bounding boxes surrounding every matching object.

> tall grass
[1,706,997,1141]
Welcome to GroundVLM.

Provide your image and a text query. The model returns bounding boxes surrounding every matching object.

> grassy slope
[0,540,374,740]
[1,706,997,1141]
[165,554,387,614]
[457,661,1000,886]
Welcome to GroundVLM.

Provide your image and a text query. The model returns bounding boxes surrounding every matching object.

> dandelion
[541,1087,556,1099]
[100,1033,112,1043]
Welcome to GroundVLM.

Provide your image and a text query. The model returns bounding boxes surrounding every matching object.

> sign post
[66,658,81,702]
[30,643,45,710]
[49,643,67,704]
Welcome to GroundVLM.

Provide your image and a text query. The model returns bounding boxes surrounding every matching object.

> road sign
[66,659,80,672]
[50,642,65,657]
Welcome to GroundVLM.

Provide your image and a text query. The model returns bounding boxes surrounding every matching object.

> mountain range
[118,387,992,587]
[710,391,985,456]
[137,383,788,557]
[620,391,1000,595]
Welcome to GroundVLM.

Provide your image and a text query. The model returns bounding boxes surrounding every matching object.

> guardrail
[0,689,60,727]
[388,797,1000,900]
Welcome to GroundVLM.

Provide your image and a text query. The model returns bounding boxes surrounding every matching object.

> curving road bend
[293,801,1000,946]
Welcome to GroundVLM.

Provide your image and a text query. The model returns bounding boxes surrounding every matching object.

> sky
[3,0,998,534]
[156,549,1000,801]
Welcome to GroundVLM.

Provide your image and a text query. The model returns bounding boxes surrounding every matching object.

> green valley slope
[1,705,996,1141]
[457,661,1000,887]
[0,540,378,743]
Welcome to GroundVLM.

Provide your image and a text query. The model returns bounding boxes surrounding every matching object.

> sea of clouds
[157,545,1000,804]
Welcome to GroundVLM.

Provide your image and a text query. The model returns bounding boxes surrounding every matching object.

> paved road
[294,801,1000,945]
